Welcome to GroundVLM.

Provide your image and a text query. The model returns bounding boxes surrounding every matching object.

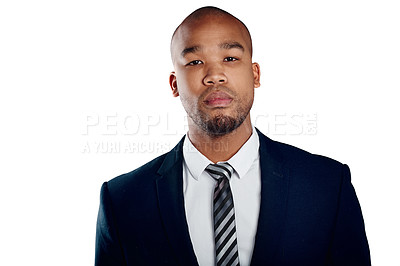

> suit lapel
[156,138,199,266]
[251,129,289,265]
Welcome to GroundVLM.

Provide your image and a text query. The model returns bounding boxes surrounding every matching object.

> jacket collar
[250,128,289,265]
[156,137,199,266]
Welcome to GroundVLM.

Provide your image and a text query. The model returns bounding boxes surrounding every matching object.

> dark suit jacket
[95,129,370,265]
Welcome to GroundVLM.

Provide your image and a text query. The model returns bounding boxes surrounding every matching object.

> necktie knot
[205,162,234,181]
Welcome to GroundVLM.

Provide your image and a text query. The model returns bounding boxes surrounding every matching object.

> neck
[187,116,253,163]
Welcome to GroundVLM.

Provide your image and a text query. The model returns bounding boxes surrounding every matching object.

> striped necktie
[205,163,240,266]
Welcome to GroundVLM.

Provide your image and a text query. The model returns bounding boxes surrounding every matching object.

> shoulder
[99,152,169,208]
[106,152,167,195]
[257,129,347,179]
[104,136,185,197]
[274,138,341,167]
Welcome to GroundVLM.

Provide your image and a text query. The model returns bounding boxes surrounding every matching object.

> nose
[203,65,227,86]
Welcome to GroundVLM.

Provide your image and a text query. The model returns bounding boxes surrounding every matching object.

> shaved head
[171,6,253,63]
[168,6,260,138]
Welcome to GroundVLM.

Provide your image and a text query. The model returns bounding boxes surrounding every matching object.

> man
[95,6,370,266]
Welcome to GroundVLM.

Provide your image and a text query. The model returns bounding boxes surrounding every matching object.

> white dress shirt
[182,127,261,266]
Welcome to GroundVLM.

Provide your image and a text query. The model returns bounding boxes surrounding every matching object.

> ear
[252,63,261,88]
[169,72,179,97]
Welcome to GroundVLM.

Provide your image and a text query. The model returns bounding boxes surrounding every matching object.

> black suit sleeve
[95,182,126,266]
[328,164,371,266]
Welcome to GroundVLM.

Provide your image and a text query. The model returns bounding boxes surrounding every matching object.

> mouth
[203,91,233,108]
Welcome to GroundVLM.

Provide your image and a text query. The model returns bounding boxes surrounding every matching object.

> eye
[187,60,203,66]
[224,57,238,62]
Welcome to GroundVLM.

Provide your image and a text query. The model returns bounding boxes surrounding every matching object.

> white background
[1,0,399,265]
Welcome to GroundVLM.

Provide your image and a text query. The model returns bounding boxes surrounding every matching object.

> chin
[202,113,244,137]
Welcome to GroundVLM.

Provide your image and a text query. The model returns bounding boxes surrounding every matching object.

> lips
[203,91,233,107]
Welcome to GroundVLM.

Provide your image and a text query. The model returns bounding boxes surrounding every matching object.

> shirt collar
[183,134,212,181]
[227,127,259,178]
[182,126,260,180]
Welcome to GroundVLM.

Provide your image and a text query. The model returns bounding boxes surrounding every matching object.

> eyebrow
[180,41,245,58]
[181,46,200,57]
[219,41,244,52]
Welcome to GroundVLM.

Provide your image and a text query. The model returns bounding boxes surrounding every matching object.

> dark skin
[170,14,261,163]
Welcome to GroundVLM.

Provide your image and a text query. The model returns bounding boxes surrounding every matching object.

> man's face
[170,15,260,137]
